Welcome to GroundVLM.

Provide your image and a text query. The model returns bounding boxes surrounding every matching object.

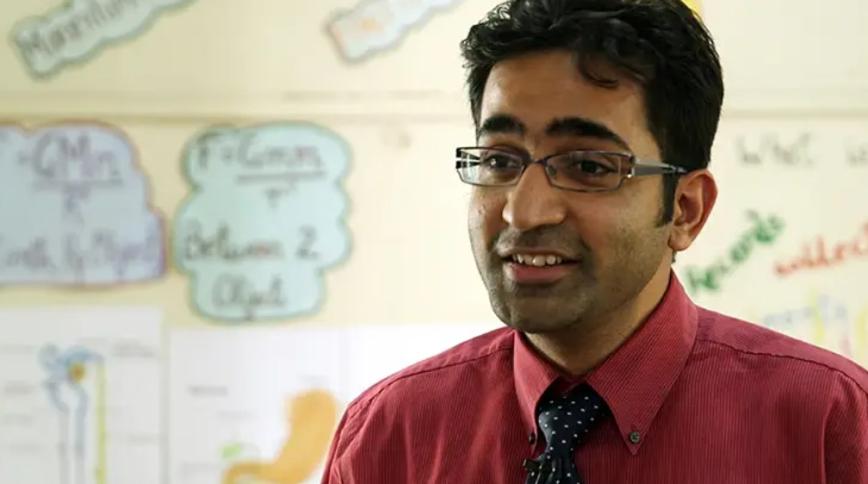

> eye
[481,151,522,170]
[562,152,619,176]
[577,160,608,174]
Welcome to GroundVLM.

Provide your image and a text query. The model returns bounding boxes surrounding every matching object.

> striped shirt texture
[322,276,868,483]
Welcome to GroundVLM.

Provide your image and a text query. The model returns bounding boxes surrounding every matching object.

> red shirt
[322,276,868,483]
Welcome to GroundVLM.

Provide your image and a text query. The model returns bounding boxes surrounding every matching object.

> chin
[495,304,581,334]
[510,319,579,335]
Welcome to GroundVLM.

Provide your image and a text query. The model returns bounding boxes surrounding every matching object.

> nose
[502,163,567,231]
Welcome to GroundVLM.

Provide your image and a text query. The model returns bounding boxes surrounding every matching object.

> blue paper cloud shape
[0,124,165,285]
[174,123,351,322]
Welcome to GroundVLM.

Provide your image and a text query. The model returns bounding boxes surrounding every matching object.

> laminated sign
[0,124,165,286]
[173,123,351,322]
[12,0,195,77]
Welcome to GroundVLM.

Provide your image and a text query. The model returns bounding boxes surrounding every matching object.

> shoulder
[694,306,868,397]
[333,327,515,446]
[354,326,514,403]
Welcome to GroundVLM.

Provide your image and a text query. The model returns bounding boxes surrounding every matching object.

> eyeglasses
[455,146,687,193]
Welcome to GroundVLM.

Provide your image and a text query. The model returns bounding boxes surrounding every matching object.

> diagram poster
[0,307,163,484]
[173,123,351,323]
[0,123,165,286]
[169,323,494,484]
[169,327,346,484]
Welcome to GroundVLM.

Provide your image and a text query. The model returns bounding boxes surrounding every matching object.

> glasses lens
[457,148,524,186]
[549,151,625,191]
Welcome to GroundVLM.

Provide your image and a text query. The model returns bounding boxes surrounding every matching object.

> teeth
[511,254,564,266]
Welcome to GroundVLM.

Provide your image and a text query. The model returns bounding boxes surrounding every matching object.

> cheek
[563,195,620,244]
[568,189,660,255]
[468,190,505,244]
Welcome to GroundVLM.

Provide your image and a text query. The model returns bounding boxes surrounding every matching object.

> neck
[525,267,672,377]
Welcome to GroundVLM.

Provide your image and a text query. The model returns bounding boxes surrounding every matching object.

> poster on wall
[0,123,166,286]
[11,0,196,78]
[674,118,868,366]
[327,0,464,62]
[0,307,163,484]
[168,323,494,484]
[173,123,351,323]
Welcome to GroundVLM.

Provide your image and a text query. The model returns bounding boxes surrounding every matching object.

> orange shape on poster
[222,390,339,484]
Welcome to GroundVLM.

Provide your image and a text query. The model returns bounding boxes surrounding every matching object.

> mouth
[500,252,579,285]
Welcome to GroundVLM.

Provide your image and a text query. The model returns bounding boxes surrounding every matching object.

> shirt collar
[513,273,698,454]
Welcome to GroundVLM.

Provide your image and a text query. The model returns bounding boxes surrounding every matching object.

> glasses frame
[454,146,687,193]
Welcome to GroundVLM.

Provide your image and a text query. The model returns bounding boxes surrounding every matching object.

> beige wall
[1,0,866,333]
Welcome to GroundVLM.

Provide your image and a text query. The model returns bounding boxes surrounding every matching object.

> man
[322,1,868,482]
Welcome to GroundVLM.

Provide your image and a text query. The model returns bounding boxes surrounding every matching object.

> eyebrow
[546,117,632,152]
[477,114,525,138]
[477,113,632,152]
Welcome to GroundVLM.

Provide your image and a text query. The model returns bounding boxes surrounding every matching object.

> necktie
[524,384,608,484]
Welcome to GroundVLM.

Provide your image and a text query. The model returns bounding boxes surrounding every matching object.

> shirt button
[629,431,642,444]
[528,432,536,444]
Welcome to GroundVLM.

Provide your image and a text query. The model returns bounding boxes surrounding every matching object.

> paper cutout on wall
[327,0,463,62]
[0,307,163,484]
[0,124,165,286]
[173,123,351,322]
[11,0,195,78]
[683,0,702,14]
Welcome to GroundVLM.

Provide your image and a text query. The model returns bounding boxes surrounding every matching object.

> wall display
[169,323,493,484]
[675,119,868,365]
[327,0,463,62]
[0,307,163,484]
[684,0,701,13]
[0,123,165,286]
[173,123,351,322]
[11,0,195,78]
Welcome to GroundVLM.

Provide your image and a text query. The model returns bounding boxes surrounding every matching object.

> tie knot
[536,384,607,456]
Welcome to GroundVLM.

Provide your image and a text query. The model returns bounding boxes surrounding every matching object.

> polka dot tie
[524,384,608,484]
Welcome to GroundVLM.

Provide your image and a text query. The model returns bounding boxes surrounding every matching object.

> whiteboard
[675,116,868,364]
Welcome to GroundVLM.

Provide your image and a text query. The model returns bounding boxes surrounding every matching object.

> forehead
[480,50,651,147]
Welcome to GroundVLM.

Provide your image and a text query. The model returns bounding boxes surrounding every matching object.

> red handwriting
[775,222,868,276]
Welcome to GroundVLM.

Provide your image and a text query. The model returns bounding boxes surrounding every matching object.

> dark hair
[460,0,724,223]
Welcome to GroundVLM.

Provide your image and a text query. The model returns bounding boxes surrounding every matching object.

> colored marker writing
[736,133,814,167]
[685,211,785,295]
[775,222,868,277]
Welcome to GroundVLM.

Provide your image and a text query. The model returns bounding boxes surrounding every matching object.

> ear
[669,169,717,253]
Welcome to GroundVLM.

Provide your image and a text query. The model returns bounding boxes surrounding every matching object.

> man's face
[469,49,673,334]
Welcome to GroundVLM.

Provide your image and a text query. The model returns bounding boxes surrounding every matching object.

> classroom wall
[1,1,866,483]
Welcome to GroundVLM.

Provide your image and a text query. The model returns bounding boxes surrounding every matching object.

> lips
[510,253,563,266]
[499,250,578,284]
